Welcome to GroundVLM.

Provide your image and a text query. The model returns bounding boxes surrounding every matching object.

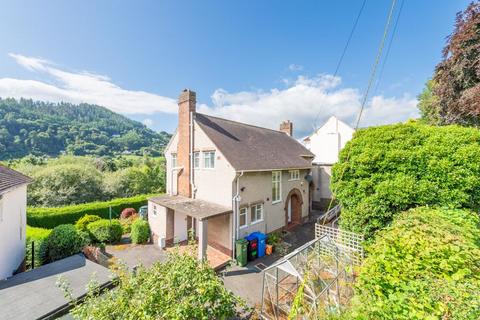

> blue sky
[0,0,470,137]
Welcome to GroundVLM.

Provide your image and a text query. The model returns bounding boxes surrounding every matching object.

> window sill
[272,200,282,205]
[251,219,264,225]
[239,225,248,230]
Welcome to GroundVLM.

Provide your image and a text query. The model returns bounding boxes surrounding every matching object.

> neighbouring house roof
[149,194,232,220]
[0,254,112,320]
[0,165,32,195]
[195,113,314,171]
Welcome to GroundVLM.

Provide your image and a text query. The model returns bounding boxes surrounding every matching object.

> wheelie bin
[235,239,248,267]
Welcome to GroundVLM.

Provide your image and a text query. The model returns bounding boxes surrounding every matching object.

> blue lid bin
[251,232,267,258]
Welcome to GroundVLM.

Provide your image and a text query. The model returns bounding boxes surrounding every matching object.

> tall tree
[420,1,480,125]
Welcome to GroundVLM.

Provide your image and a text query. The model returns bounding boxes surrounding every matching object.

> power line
[324,0,398,221]
[373,0,405,95]
[312,0,367,130]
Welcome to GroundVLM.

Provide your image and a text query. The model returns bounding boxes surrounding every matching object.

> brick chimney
[177,89,196,197]
[280,120,293,136]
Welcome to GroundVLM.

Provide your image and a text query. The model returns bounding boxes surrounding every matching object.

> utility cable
[312,0,367,130]
[323,0,398,222]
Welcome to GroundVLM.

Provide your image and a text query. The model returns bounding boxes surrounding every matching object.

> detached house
[0,165,31,280]
[302,116,354,210]
[148,89,314,260]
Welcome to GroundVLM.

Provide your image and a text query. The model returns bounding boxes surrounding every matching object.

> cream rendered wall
[312,164,333,201]
[308,116,354,164]
[0,185,27,280]
[148,201,166,246]
[237,169,310,238]
[192,121,236,207]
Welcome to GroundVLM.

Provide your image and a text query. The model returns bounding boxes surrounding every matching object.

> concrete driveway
[105,243,168,269]
[221,219,317,307]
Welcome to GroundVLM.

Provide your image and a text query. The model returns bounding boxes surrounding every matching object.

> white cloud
[199,74,419,136]
[142,118,154,128]
[0,53,177,114]
[0,54,419,136]
[288,64,304,71]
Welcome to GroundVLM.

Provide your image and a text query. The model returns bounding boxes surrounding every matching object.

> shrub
[45,224,86,262]
[131,219,150,244]
[25,226,51,269]
[27,194,154,229]
[75,214,101,231]
[346,208,480,319]
[120,207,136,219]
[120,214,138,234]
[88,219,123,243]
[332,122,480,239]
[67,252,243,319]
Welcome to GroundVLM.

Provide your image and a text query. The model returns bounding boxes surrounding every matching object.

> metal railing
[316,204,341,225]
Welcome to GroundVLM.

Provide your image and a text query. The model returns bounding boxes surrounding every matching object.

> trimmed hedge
[88,219,123,243]
[27,194,156,229]
[347,208,480,319]
[26,226,51,269]
[131,219,150,244]
[332,122,480,239]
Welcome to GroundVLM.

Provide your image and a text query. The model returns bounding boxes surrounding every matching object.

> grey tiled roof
[0,165,32,194]
[195,113,314,171]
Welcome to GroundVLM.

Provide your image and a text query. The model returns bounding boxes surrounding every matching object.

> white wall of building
[0,185,27,280]
[306,116,354,165]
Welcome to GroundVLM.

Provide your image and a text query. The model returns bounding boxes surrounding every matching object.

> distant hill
[0,98,171,160]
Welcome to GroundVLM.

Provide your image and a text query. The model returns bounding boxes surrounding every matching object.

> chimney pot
[280,120,293,136]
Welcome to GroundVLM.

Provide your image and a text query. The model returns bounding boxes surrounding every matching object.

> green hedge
[26,226,52,269]
[27,194,156,229]
[346,208,480,319]
[332,122,480,239]
[88,219,123,243]
[45,224,86,263]
[131,219,150,244]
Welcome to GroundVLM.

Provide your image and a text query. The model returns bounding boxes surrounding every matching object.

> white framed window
[203,151,215,169]
[171,153,177,168]
[251,203,264,224]
[193,152,200,169]
[239,207,247,228]
[289,170,300,181]
[272,171,282,203]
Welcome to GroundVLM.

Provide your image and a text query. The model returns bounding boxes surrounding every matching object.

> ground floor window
[251,203,263,224]
[239,207,247,228]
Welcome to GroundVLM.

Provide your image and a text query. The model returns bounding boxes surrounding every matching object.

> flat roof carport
[0,254,112,320]
[149,194,232,221]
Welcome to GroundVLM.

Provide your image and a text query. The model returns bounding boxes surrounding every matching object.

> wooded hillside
[0,98,171,159]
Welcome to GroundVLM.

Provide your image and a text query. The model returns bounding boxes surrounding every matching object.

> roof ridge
[196,112,286,135]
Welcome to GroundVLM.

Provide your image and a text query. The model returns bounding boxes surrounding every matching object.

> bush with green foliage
[28,163,106,207]
[27,194,152,229]
[345,208,480,319]
[45,224,86,262]
[64,252,243,319]
[25,226,51,269]
[75,214,102,231]
[130,219,150,244]
[120,214,138,234]
[87,219,123,243]
[332,122,480,239]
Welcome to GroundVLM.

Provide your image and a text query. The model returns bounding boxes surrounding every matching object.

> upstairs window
[171,153,177,168]
[250,203,263,224]
[193,152,200,169]
[289,170,300,181]
[239,207,247,228]
[272,171,282,203]
[203,151,215,169]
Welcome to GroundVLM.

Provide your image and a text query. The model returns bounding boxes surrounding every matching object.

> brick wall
[177,89,196,197]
